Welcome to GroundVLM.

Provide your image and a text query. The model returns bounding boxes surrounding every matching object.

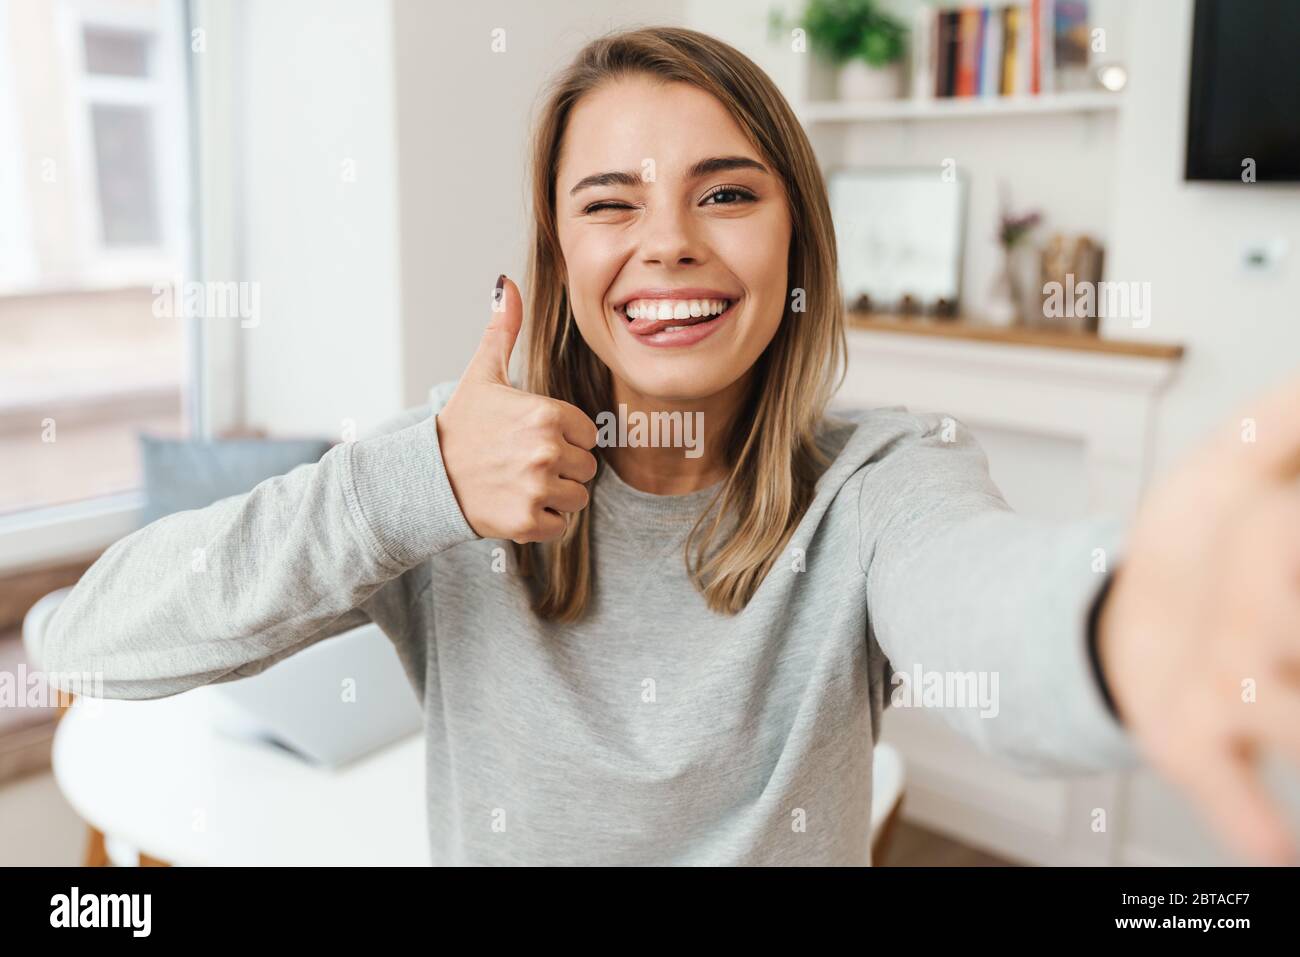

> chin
[613,362,739,404]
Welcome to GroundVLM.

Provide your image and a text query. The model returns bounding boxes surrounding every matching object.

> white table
[54,691,905,866]
[53,691,430,866]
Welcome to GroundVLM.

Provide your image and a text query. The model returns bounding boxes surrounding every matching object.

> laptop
[203,623,423,768]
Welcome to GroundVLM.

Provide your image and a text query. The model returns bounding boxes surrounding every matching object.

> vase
[1010,243,1045,327]
[984,249,1019,327]
[838,61,902,100]
[985,245,1043,327]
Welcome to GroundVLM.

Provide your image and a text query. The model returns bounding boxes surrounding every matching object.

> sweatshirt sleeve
[27,389,477,700]
[857,410,1142,775]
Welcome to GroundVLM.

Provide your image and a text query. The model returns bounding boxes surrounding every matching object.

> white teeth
[622,298,732,320]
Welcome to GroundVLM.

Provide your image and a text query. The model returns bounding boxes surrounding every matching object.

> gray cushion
[138,434,332,527]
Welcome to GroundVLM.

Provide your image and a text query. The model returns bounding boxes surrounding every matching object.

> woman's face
[554,76,793,404]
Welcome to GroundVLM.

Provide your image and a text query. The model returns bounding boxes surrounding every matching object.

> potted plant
[789,0,908,100]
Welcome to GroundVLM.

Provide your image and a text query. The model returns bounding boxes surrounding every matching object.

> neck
[602,374,749,495]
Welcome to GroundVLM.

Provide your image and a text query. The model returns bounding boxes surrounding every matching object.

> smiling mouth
[615,297,737,336]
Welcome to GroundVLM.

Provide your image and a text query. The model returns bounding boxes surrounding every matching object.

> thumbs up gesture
[436,275,599,543]
[1098,372,1300,864]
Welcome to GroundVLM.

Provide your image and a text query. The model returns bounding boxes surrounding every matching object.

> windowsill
[0,276,163,300]
[0,493,142,576]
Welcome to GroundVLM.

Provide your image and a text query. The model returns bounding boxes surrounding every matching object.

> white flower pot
[984,244,1043,327]
[838,61,902,100]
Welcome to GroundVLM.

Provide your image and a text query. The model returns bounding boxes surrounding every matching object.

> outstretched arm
[863,369,1300,866]
[859,411,1137,776]
[27,400,477,700]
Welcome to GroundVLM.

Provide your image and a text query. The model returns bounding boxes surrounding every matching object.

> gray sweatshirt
[30,381,1139,865]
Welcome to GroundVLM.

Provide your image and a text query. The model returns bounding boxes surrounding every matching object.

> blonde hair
[517,26,845,621]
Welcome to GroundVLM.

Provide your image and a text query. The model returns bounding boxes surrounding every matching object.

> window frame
[0,0,229,574]
[56,0,190,285]
[0,0,36,287]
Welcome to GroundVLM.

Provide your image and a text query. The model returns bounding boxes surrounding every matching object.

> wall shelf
[847,313,1184,360]
[800,91,1122,124]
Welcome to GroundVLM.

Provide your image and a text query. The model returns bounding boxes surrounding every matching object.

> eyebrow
[567,155,768,196]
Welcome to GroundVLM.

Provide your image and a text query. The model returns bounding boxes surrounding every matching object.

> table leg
[871,796,905,866]
[83,825,109,867]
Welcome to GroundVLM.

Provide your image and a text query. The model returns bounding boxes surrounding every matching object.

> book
[1054,0,1088,90]
[1001,5,1020,95]
[1031,0,1042,94]
[908,2,1086,101]
[1016,0,1033,94]
[1055,0,1090,66]
[1040,0,1056,93]
[980,4,1003,97]
[956,8,981,96]
[936,11,961,97]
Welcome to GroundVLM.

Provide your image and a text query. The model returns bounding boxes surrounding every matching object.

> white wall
[234,0,696,431]
[230,0,1299,462]
[1105,0,1300,475]
[1100,0,1300,865]
[237,0,402,439]
[391,0,686,406]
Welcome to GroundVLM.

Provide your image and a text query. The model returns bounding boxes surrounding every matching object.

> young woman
[35,27,1300,866]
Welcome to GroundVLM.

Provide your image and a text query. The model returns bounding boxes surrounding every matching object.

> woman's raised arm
[26,398,478,700]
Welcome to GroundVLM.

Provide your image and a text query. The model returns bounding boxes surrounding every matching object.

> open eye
[701,185,757,206]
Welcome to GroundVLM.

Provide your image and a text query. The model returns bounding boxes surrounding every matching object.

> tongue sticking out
[625,301,731,336]
[627,313,714,335]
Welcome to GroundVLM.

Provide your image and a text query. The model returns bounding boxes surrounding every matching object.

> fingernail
[494,274,505,304]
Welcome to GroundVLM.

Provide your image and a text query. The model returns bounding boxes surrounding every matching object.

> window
[0,0,194,522]
[91,103,163,246]
[82,25,151,77]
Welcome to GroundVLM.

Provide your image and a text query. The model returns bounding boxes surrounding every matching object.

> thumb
[464,273,522,385]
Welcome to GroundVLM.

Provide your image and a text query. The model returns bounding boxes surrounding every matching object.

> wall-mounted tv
[1185,0,1300,182]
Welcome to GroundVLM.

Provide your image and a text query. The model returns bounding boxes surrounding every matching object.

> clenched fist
[436,275,599,544]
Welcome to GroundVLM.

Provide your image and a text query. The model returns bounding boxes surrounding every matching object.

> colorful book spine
[1002,5,1020,95]
[981,5,1003,97]
[1031,0,1042,94]
[1040,0,1057,93]
[936,11,961,97]
[956,8,981,96]
[912,2,1080,100]
[1016,1,1033,94]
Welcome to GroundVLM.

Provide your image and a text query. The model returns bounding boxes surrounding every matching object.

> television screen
[1185,0,1300,182]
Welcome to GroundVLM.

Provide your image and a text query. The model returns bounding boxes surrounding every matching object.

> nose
[637,201,704,267]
